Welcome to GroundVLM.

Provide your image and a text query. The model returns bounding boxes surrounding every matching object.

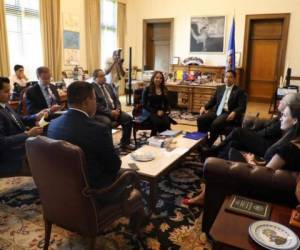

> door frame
[142,18,174,71]
[242,13,290,96]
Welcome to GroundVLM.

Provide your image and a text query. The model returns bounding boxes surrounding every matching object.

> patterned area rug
[0,134,211,250]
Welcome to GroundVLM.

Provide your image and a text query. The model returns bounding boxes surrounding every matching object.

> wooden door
[243,14,290,102]
[143,19,173,72]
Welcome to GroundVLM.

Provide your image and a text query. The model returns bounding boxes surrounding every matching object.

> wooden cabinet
[166,82,220,113]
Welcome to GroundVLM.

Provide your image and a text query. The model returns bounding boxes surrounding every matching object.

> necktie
[4,106,25,130]
[216,87,229,116]
[100,85,115,110]
[45,86,56,107]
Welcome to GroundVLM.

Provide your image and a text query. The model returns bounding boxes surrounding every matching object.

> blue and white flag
[226,18,235,72]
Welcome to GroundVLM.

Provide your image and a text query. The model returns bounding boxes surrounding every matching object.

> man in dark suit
[47,81,122,190]
[26,66,62,115]
[0,77,43,174]
[197,70,247,146]
[92,69,134,150]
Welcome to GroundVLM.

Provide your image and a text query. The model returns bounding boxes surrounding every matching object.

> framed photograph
[172,57,180,65]
[226,195,271,220]
[190,16,225,53]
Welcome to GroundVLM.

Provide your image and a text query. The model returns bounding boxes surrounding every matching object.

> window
[5,0,43,80]
[100,0,117,68]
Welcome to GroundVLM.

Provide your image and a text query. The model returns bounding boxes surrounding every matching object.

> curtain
[117,2,126,95]
[117,2,126,51]
[0,0,10,76]
[85,0,100,75]
[39,0,62,81]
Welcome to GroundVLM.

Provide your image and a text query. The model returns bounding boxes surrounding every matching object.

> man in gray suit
[92,69,134,150]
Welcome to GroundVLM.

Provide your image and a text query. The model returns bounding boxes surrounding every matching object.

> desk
[166,82,223,113]
[210,196,300,250]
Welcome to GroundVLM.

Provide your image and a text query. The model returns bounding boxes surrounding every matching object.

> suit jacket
[205,85,247,118]
[92,82,121,118]
[26,83,61,114]
[0,105,36,172]
[47,109,121,189]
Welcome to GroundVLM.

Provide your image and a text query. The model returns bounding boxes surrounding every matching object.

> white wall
[125,0,300,75]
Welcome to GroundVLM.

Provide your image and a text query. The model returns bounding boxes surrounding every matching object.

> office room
[0,0,300,249]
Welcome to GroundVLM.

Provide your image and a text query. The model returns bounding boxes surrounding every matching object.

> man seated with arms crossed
[47,81,140,203]
[92,69,134,150]
[197,70,247,146]
[0,77,44,174]
[26,66,62,117]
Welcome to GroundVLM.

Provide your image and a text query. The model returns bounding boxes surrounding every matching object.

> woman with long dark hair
[142,71,171,136]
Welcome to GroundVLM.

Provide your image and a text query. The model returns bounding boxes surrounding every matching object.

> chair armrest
[204,157,298,195]
[83,170,140,198]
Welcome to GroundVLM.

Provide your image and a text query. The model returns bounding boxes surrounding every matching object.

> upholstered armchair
[25,136,146,250]
[202,157,299,235]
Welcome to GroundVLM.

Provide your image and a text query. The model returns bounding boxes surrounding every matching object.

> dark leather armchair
[25,136,146,250]
[202,157,299,235]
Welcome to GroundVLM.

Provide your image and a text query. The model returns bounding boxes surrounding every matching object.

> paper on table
[38,116,49,128]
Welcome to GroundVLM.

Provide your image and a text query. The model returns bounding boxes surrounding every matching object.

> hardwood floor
[119,95,271,133]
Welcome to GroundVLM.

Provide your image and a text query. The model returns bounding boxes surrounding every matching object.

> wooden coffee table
[121,134,205,211]
[210,196,300,250]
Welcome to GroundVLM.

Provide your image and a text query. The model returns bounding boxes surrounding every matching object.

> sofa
[202,157,299,235]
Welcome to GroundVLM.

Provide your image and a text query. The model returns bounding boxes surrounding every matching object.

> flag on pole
[226,18,235,72]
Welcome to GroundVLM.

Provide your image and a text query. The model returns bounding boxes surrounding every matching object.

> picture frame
[190,16,226,53]
[226,195,271,220]
[172,56,180,65]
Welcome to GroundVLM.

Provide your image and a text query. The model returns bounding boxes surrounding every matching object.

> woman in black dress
[142,71,171,136]
[242,103,300,171]
[183,103,300,206]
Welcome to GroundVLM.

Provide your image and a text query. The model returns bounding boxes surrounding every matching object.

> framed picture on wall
[172,57,180,65]
[190,16,225,53]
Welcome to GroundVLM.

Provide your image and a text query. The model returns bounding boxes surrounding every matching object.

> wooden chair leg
[87,237,96,250]
[43,218,52,250]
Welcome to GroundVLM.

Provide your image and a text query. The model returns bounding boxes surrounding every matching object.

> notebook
[183,132,207,140]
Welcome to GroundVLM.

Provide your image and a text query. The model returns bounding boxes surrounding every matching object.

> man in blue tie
[26,66,62,116]
[0,77,44,175]
[197,70,247,146]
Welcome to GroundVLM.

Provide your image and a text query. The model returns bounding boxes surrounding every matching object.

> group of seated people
[1,65,300,219]
[0,66,177,192]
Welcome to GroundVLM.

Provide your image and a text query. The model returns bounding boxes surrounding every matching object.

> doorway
[242,14,290,102]
[143,18,173,72]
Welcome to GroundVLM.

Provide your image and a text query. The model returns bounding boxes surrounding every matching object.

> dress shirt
[69,108,90,118]
[223,85,233,111]
[38,81,57,107]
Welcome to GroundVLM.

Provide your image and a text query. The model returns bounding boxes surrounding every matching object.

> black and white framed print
[190,16,225,53]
